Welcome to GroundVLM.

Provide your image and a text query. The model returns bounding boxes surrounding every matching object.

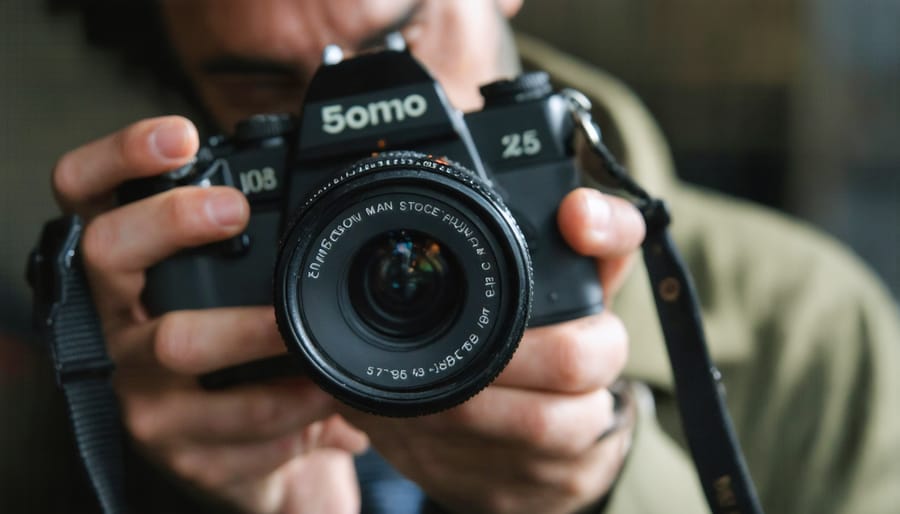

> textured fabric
[518,33,900,514]
[355,450,424,514]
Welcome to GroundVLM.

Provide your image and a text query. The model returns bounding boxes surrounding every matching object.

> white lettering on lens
[320,94,429,134]
[441,213,474,238]
[429,334,480,375]
[399,200,442,217]
[477,307,491,328]
[364,201,394,216]
[308,213,362,279]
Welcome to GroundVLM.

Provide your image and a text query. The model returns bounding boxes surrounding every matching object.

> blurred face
[160,0,523,131]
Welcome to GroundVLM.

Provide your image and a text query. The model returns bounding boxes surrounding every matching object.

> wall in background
[514,0,898,297]
[0,1,186,335]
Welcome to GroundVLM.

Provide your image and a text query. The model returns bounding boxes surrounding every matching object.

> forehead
[161,0,420,64]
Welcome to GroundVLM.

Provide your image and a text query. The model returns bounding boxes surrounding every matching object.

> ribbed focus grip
[29,215,125,514]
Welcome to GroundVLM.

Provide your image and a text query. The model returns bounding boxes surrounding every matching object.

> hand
[52,116,367,513]
[343,189,646,514]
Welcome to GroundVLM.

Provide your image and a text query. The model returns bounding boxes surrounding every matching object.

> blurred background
[1,0,898,340]
[514,0,899,299]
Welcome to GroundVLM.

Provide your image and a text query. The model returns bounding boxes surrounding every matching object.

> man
[17,0,900,513]
[48,1,639,513]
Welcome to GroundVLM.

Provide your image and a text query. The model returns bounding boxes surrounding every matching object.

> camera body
[119,47,602,415]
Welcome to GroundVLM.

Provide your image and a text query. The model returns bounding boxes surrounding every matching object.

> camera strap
[563,89,764,514]
[27,215,125,514]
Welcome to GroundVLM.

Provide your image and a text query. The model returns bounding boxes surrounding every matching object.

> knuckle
[559,469,595,502]
[248,393,284,427]
[52,152,81,199]
[195,465,228,490]
[552,325,593,391]
[169,451,231,490]
[483,490,518,514]
[154,313,194,372]
[169,451,213,486]
[80,217,117,270]
[557,429,592,459]
[603,313,629,374]
[162,190,206,235]
[612,198,647,242]
[519,405,553,448]
[122,397,159,443]
[442,400,479,429]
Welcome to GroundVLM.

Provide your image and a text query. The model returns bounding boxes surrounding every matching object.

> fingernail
[585,191,611,239]
[150,119,194,159]
[205,191,246,227]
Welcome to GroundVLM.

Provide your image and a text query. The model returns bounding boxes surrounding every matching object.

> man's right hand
[51,116,367,514]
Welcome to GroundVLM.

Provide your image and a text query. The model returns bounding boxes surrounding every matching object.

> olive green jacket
[519,34,900,514]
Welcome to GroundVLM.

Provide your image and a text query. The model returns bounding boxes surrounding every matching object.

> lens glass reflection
[349,229,462,341]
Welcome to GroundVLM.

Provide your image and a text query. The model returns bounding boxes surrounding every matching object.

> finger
[279,450,361,514]
[558,188,645,298]
[436,386,616,459]
[82,186,249,322]
[124,379,340,445]
[557,188,645,259]
[596,250,637,302]
[167,432,313,492]
[303,415,370,456]
[493,311,628,394]
[81,185,248,275]
[53,116,198,215]
[152,307,285,375]
[502,426,632,514]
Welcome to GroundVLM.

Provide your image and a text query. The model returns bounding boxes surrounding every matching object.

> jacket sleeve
[608,184,900,514]
[669,187,900,514]
[734,239,900,514]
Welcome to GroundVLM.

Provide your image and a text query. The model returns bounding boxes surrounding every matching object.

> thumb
[557,188,646,297]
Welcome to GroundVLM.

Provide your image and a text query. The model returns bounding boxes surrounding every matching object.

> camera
[118,45,603,416]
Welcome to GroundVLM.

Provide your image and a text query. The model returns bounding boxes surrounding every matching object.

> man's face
[160,0,523,131]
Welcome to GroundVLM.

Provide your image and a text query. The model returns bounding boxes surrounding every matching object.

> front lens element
[350,230,463,341]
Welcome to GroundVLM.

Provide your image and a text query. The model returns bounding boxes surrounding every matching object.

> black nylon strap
[61,380,126,514]
[28,215,125,514]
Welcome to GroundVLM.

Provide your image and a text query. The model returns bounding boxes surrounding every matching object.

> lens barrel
[274,152,532,417]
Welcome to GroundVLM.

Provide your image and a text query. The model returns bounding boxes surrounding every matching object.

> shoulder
[666,184,900,512]
[670,183,898,350]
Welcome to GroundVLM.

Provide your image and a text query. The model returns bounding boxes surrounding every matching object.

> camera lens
[350,230,463,341]
[274,152,532,416]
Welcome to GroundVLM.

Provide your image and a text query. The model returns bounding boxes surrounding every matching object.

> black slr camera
[119,45,603,416]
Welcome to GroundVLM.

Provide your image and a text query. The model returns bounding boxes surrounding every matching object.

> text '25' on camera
[118,44,603,417]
